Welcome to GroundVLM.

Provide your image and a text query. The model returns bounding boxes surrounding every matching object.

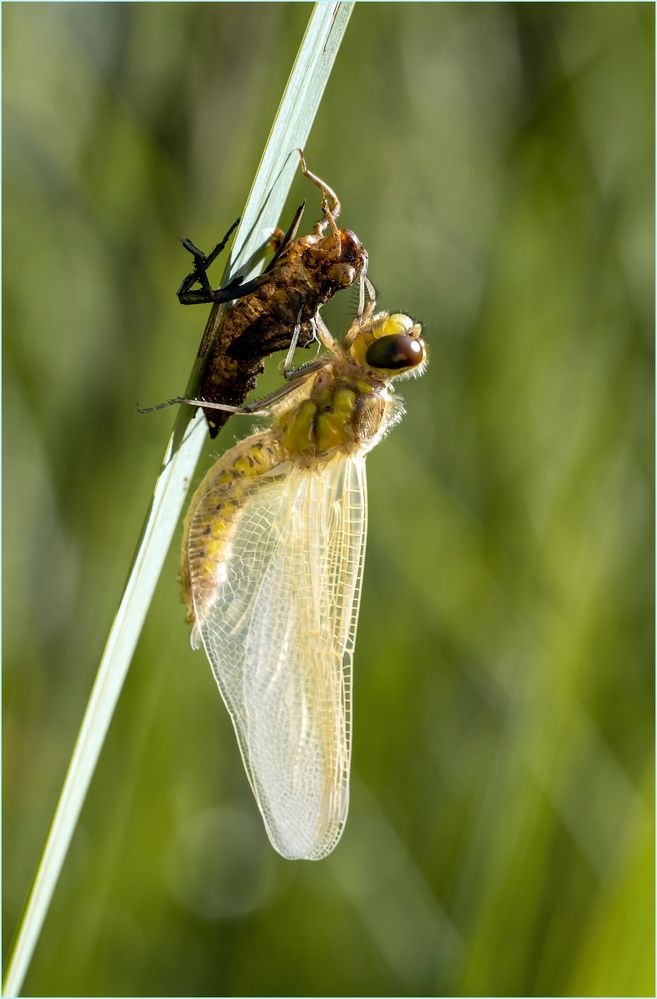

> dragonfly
[177,299,427,860]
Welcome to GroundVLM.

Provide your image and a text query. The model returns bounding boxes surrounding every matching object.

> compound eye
[365,333,425,370]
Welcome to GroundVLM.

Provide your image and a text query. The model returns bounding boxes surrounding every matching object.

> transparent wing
[188,453,368,860]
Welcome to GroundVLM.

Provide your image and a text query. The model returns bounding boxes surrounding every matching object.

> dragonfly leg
[177,242,278,307]
[177,218,240,302]
[297,148,341,239]
[176,218,275,305]
[138,361,326,419]
[177,205,306,307]
[358,272,377,318]
[139,396,274,417]
[282,309,338,380]
[314,311,340,355]
[282,309,308,376]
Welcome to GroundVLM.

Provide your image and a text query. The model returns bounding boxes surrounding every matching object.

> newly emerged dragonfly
[178,301,427,860]
[176,151,369,437]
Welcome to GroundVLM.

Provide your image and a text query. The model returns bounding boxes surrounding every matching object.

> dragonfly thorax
[277,370,388,463]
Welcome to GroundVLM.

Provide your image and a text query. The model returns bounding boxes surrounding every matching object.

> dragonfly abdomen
[181,431,286,638]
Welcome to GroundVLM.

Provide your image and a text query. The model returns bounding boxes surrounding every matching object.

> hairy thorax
[275,363,395,466]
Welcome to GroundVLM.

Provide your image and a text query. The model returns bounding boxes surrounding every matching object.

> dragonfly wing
[188,453,368,860]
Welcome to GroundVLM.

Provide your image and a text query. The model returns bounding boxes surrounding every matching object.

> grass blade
[3,4,354,994]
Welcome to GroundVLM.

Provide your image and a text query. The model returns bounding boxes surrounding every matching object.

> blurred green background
[3,3,654,996]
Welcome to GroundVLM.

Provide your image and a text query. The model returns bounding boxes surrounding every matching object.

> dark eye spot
[365,334,424,370]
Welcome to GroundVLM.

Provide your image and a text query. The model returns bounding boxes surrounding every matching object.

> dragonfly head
[302,228,367,296]
[350,312,427,380]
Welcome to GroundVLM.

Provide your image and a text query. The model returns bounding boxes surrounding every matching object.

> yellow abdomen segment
[181,431,285,639]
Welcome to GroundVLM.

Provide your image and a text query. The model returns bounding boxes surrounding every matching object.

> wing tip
[263,790,350,862]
